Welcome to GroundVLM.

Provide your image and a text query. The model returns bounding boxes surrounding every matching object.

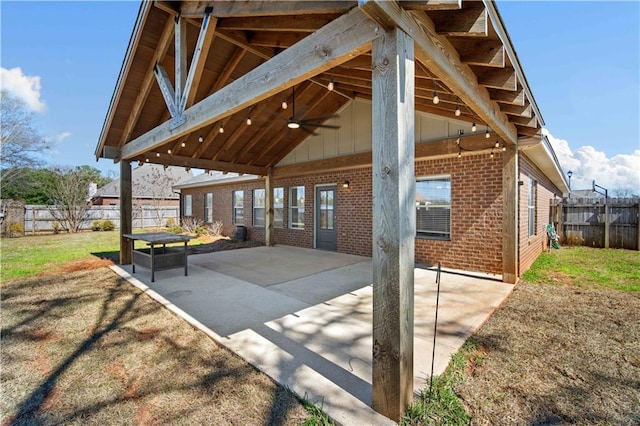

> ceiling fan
[285,86,340,136]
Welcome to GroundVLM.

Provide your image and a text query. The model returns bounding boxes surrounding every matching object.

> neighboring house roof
[92,164,193,200]
[173,171,260,190]
[569,189,605,199]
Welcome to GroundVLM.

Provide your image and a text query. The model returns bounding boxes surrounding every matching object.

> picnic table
[123,232,194,282]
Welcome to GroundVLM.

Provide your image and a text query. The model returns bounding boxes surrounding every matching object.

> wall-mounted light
[342,180,350,188]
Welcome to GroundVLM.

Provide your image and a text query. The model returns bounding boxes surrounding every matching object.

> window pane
[289,186,305,229]
[254,208,265,227]
[327,209,334,230]
[274,208,284,227]
[416,177,451,239]
[253,189,265,208]
[184,194,192,216]
[274,188,284,209]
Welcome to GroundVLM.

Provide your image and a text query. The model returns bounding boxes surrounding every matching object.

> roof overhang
[519,133,570,196]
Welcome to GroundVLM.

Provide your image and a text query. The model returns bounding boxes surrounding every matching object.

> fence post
[604,199,609,249]
[637,202,640,251]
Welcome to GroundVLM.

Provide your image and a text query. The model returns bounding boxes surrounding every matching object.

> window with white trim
[528,178,537,237]
[274,187,284,228]
[232,190,244,224]
[289,186,305,229]
[184,194,192,217]
[416,176,451,240]
[204,193,213,223]
[253,189,265,227]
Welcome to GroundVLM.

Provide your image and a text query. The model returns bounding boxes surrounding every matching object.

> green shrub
[169,225,183,234]
[9,222,24,237]
[194,226,206,236]
[92,220,103,231]
[101,220,115,231]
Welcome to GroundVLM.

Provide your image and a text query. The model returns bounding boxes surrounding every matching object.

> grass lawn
[1,232,328,425]
[405,246,640,425]
[0,230,225,282]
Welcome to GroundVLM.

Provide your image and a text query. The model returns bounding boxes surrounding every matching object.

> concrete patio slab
[113,245,513,425]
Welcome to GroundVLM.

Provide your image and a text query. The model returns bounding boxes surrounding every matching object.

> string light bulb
[432,81,440,104]
[495,140,500,148]
[246,116,252,126]
[490,149,495,159]
[167,149,172,154]
[471,122,477,132]
[181,141,186,147]
[145,158,149,162]
[502,145,507,152]
[218,125,224,134]
[485,128,491,139]
[281,97,288,109]
[455,104,461,116]
[327,78,334,91]
[198,135,204,143]
[156,152,160,157]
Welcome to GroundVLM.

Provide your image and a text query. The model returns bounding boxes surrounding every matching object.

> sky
[1,1,639,192]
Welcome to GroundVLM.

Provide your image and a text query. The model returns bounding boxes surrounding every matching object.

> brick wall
[180,152,506,276]
[518,154,563,274]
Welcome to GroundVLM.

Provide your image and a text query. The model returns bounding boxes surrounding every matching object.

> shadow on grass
[2,268,308,425]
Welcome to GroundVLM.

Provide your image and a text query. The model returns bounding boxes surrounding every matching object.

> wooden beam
[119,15,174,147]
[145,153,267,176]
[179,1,356,17]
[215,30,275,60]
[273,151,372,178]
[265,168,274,246]
[400,0,461,11]
[500,103,532,118]
[217,14,336,32]
[371,27,415,422]
[474,67,517,91]
[121,7,380,161]
[174,15,188,107]
[510,115,538,128]
[154,63,179,117]
[488,87,525,106]
[181,9,217,110]
[119,160,132,265]
[428,0,487,36]
[516,125,541,137]
[358,1,517,144]
[450,39,505,68]
[249,32,308,49]
[502,144,518,283]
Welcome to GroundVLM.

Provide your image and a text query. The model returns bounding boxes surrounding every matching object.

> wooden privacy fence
[19,205,179,234]
[550,197,639,250]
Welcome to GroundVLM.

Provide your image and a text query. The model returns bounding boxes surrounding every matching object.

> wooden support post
[502,145,518,283]
[120,160,132,265]
[265,168,274,247]
[371,27,415,422]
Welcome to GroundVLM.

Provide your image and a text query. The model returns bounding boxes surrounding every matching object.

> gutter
[483,0,545,126]
[95,0,152,159]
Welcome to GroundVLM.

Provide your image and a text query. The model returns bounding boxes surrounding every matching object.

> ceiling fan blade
[300,123,341,130]
[300,125,319,136]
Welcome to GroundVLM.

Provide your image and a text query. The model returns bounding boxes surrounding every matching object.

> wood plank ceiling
[98,0,542,173]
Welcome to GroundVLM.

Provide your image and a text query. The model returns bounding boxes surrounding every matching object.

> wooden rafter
[217,14,337,32]
[400,0,462,11]
[118,14,174,147]
[178,1,357,18]
[121,7,381,161]
[427,0,488,37]
[473,67,517,91]
[500,103,532,118]
[450,39,505,68]
[249,32,309,48]
[359,1,517,144]
[146,153,267,176]
[181,9,217,110]
[488,87,526,106]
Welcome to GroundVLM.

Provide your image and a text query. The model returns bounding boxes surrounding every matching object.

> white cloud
[0,67,46,112]
[56,132,71,143]
[543,129,640,193]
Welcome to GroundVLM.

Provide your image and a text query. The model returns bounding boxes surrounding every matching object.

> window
[528,178,536,237]
[232,191,244,224]
[253,189,265,227]
[416,176,451,240]
[204,193,213,223]
[318,189,334,230]
[274,187,284,228]
[289,186,305,229]
[184,194,192,217]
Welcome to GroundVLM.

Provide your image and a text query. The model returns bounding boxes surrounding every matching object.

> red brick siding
[181,152,506,275]
[518,155,563,274]
[415,153,503,275]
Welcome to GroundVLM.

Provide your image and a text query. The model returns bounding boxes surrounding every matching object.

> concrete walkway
[112,246,513,425]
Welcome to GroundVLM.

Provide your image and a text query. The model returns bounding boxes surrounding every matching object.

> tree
[0,91,50,182]
[48,166,105,232]
[0,167,57,204]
